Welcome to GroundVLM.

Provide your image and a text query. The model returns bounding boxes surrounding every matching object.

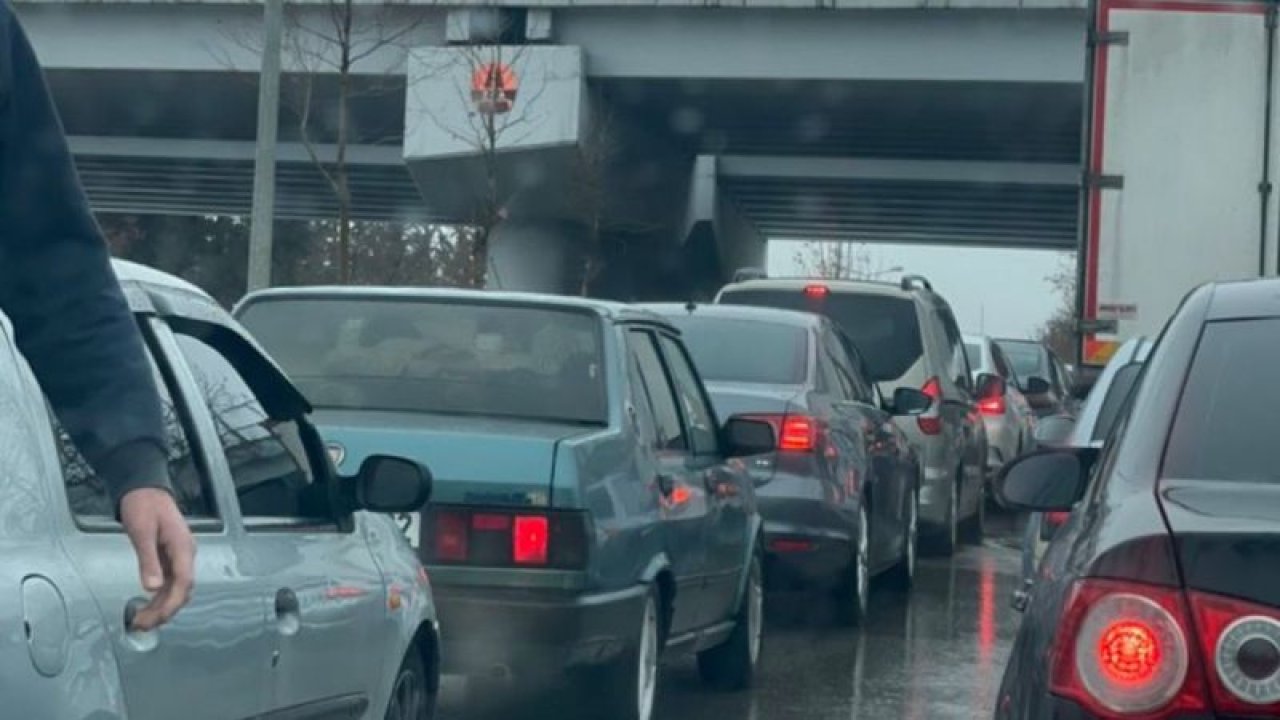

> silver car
[2,260,439,720]
[963,334,1037,477]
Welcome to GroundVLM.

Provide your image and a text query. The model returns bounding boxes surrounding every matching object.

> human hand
[119,488,196,631]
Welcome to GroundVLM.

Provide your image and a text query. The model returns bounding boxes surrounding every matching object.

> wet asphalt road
[441,512,1025,720]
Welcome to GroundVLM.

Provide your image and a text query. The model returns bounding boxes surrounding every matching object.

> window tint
[1164,319,1280,483]
[827,332,872,403]
[175,334,328,522]
[57,344,213,520]
[939,310,971,391]
[658,335,721,456]
[1091,362,1144,443]
[718,289,924,387]
[662,315,808,385]
[964,343,983,373]
[239,298,607,425]
[628,331,687,452]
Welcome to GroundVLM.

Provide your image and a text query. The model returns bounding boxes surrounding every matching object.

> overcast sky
[766,239,1071,340]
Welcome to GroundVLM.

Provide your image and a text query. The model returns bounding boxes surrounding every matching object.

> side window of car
[992,344,1014,381]
[55,321,216,522]
[938,309,971,392]
[173,331,331,526]
[628,330,688,453]
[827,331,871,404]
[657,334,721,457]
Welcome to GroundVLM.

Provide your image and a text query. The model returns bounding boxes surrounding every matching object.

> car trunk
[313,408,596,507]
[1159,479,1280,609]
[705,382,805,485]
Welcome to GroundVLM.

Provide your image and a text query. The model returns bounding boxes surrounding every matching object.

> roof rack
[899,274,933,292]
[731,267,768,283]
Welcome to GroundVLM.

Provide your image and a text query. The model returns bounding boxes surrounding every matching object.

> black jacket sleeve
[0,4,173,508]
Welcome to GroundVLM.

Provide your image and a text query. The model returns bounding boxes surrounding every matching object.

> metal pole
[247,0,284,292]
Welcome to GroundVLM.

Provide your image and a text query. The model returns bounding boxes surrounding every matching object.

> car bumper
[918,464,956,529]
[981,415,1017,471]
[755,476,856,589]
[431,571,646,678]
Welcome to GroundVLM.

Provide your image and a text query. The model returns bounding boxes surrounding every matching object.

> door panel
[627,329,707,636]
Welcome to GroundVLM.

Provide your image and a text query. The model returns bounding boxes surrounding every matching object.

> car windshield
[1164,318,1280,483]
[998,340,1046,381]
[663,315,808,385]
[237,297,608,425]
[718,288,923,386]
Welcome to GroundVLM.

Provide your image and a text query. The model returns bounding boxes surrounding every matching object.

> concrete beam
[67,136,405,165]
[558,9,1086,83]
[718,155,1080,186]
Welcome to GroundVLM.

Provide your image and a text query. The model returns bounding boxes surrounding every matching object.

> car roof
[1205,276,1280,321]
[718,277,920,301]
[641,302,824,329]
[237,285,671,327]
[962,334,992,345]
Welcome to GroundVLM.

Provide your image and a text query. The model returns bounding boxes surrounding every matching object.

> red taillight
[918,377,943,435]
[769,538,815,554]
[1050,579,1207,718]
[472,513,511,531]
[1188,591,1280,714]
[978,395,1006,416]
[803,284,829,299]
[779,415,817,452]
[1046,511,1070,528]
[512,515,550,566]
[434,511,469,563]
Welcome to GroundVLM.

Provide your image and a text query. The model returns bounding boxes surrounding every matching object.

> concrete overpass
[18,0,1087,296]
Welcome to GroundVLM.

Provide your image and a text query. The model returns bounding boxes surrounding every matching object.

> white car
[963,335,1037,477]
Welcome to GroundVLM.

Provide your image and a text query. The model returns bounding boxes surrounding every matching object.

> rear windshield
[998,340,1046,380]
[718,288,922,384]
[237,298,607,425]
[964,342,983,372]
[663,315,808,385]
[1164,319,1280,483]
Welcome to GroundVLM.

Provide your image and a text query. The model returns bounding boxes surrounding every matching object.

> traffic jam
[10,0,1280,718]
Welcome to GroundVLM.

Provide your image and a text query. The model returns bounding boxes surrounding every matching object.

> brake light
[978,395,1006,416]
[1046,511,1070,528]
[918,377,943,435]
[804,284,829,299]
[1050,579,1207,718]
[513,515,549,566]
[427,507,587,569]
[779,415,817,452]
[1188,591,1280,714]
[434,511,469,563]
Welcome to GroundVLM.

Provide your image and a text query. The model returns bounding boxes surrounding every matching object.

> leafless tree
[1038,252,1078,360]
[793,241,888,280]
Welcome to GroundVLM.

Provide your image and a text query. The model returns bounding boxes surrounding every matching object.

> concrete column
[485,221,587,295]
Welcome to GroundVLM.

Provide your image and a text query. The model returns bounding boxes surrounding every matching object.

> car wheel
[385,648,435,720]
[593,586,662,720]
[833,505,871,626]
[698,548,764,690]
[885,487,917,591]
[927,480,959,557]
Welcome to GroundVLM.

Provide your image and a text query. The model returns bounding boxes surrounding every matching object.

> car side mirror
[975,373,1006,401]
[994,448,1097,511]
[723,416,777,457]
[1023,376,1052,396]
[354,455,433,513]
[890,387,932,416]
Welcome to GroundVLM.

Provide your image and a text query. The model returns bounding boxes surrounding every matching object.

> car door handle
[275,588,301,636]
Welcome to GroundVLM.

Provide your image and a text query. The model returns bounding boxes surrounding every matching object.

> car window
[1090,362,1144,443]
[661,314,808,385]
[175,333,331,525]
[939,309,971,391]
[717,288,924,387]
[964,342,983,373]
[657,334,721,457]
[836,333,883,407]
[628,330,687,452]
[1164,318,1280,484]
[827,331,872,403]
[1000,340,1046,382]
[56,332,215,521]
[815,346,847,400]
[238,297,607,425]
[991,344,1015,381]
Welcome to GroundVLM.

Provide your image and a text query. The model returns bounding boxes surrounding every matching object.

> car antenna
[684,299,697,313]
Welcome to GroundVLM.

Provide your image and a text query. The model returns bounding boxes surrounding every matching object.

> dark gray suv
[716,274,989,554]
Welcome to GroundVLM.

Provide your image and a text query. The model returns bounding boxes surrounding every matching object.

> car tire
[698,548,764,690]
[588,586,662,720]
[885,487,917,592]
[833,506,871,626]
[385,648,435,720]
[927,479,960,557]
